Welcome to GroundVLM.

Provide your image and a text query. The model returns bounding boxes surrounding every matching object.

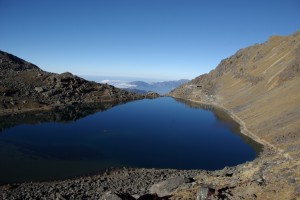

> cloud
[115,83,137,88]
[100,80,136,88]
[100,80,110,83]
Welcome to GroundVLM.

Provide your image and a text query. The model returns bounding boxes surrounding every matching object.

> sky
[0,0,299,81]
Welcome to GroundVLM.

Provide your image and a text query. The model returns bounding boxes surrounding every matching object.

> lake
[0,97,262,183]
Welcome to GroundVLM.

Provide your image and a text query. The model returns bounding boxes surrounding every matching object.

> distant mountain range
[101,79,189,95]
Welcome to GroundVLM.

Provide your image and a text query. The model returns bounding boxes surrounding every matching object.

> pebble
[0,168,202,199]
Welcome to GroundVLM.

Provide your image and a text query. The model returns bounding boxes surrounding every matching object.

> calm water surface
[0,97,262,183]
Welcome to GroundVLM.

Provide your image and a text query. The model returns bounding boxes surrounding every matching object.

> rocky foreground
[1,32,300,199]
[0,50,159,116]
[1,147,296,200]
[0,168,202,199]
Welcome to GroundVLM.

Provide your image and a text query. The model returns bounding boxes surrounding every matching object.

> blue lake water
[0,97,262,183]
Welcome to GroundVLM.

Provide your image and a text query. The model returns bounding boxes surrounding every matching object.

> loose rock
[149,176,192,197]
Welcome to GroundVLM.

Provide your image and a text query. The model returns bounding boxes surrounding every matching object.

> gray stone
[295,185,300,196]
[149,176,191,197]
[196,187,209,200]
[100,191,122,200]
[132,194,140,199]
[55,82,63,88]
[34,87,44,93]
[60,72,73,78]
[43,89,57,97]
[196,186,215,200]
[287,178,295,184]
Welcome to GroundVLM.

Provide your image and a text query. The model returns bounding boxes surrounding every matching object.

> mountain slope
[171,31,300,158]
[170,31,300,199]
[0,50,158,115]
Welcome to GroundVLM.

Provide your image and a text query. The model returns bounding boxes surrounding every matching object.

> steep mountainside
[171,31,300,158]
[0,50,158,116]
[170,31,300,199]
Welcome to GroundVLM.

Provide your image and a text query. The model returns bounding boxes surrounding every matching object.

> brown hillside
[170,31,300,199]
[0,50,159,116]
[171,31,300,158]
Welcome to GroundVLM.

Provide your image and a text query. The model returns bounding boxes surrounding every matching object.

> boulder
[196,186,215,200]
[100,191,122,200]
[34,87,44,93]
[59,72,74,78]
[43,89,57,97]
[149,176,191,197]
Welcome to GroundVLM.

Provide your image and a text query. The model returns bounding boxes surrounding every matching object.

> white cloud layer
[100,80,136,88]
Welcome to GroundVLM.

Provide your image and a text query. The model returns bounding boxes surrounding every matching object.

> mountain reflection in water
[0,102,120,132]
[174,98,263,155]
[0,97,262,183]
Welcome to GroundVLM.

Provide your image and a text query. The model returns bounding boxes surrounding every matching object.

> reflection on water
[174,98,263,155]
[0,102,119,132]
[0,97,262,184]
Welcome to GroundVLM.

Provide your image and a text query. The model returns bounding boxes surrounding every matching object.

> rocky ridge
[0,50,159,116]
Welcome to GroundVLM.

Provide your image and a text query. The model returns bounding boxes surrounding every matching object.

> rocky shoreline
[0,167,203,199]
[1,145,288,200]
[0,95,274,200]
[0,93,298,199]
[0,99,290,200]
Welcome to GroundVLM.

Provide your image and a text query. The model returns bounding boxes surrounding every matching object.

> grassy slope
[171,31,300,158]
[170,31,300,199]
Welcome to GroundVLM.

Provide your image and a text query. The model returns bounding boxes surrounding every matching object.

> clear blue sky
[1,0,299,81]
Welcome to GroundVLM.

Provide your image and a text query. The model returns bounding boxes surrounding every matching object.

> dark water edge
[173,98,263,156]
[0,97,263,184]
[0,102,122,132]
